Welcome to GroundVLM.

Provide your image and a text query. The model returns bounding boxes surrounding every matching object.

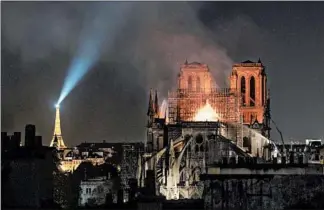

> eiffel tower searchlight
[50,104,66,150]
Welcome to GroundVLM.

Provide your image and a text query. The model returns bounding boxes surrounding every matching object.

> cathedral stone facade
[139,59,272,200]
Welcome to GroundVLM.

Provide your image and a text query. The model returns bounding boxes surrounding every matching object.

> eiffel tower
[50,104,66,150]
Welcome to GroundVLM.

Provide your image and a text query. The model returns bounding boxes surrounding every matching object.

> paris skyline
[2,2,324,145]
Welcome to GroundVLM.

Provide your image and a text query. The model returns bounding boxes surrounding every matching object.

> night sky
[2,2,324,146]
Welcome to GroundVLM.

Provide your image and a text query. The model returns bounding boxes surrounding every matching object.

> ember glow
[194,100,219,121]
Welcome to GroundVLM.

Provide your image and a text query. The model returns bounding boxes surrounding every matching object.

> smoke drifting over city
[2,2,324,144]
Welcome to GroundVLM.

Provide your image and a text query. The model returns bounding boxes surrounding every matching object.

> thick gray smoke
[112,2,234,94]
[2,2,233,92]
[2,2,281,143]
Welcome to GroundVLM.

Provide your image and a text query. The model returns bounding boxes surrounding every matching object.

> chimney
[1,132,10,150]
[25,124,36,148]
[11,132,21,149]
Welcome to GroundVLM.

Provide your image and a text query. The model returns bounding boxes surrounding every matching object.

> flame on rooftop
[193,100,219,122]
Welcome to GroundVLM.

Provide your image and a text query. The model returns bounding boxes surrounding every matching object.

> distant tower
[154,90,159,118]
[146,89,154,152]
[147,89,155,126]
[50,105,66,149]
[146,89,164,153]
[174,62,216,122]
[230,59,269,156]
[230,59,268,125]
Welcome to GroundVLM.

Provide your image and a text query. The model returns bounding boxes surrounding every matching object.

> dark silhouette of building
[25,124,36,148]
[2,132,10,151]
[2,125,57,208]
[35,136,43,148]
[1,132,21,152]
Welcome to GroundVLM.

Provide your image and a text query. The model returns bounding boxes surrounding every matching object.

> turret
[147,89,155,126]
[262,89,271,139]
[147,89,154,116]
[154,90,159,118]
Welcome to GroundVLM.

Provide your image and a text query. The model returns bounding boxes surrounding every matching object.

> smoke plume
[2,2,280,145]
[112,2,234,94]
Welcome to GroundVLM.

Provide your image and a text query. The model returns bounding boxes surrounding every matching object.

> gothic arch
[240,76,246,105]
[191,166,202,182]
[262,76,265,106]
[250,76,255,106]
[188,76,193,90]
[210,79,214,90]
[196,76,201,91]
[243,136,251,148]
[195,134,204,144]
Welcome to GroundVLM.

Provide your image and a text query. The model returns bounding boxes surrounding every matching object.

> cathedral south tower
[230,59,268,125]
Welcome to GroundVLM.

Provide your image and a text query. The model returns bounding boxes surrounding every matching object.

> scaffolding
[167,88,243,147]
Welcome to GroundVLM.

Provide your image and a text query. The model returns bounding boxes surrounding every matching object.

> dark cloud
[2,2,324,145]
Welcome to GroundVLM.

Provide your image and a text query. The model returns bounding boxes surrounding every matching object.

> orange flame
[194,100,219,121]
[159,99,168,117]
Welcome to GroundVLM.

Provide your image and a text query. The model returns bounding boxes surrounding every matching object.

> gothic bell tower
[230,59,268,125]
[230,59,270,156]
[146,89,165,153]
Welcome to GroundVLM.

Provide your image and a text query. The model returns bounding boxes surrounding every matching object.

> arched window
[241,76,246,106]
[200,145,204,152]
[250,76,255,106]
[196,77,201,92]
[195,134,203,144]
[188,76,192,90]
[243,137,251,151]
[262,76,265,106]
[195,145,199,152]
[210,80,214,91]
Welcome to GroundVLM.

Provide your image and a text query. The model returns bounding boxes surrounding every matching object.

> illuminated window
[210,79,215,90]
[250,76,255,106]
[262,77,265,106]
[188,76,192,90]
[241,76,246,105]
[196,77,200,92]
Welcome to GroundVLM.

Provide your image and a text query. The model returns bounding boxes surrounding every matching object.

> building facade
[230,59,268,125]
[139,60,271,200]
[4,147,56,208]
[79,176,115,207]
[57,142,143,173]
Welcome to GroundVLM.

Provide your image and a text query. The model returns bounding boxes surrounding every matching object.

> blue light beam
[57,3,133,105]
